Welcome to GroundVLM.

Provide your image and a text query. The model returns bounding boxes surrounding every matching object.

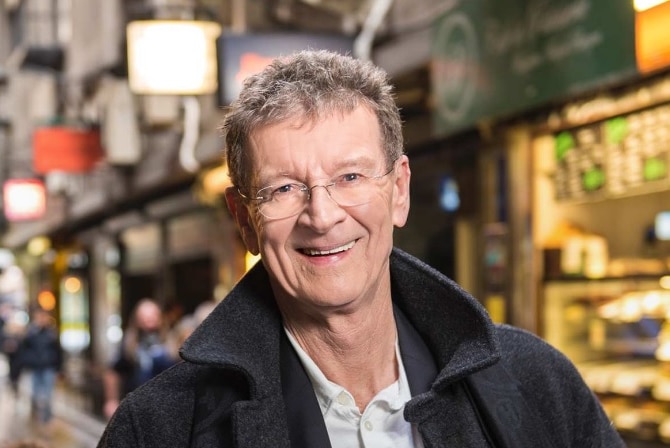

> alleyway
[0,358,105,448]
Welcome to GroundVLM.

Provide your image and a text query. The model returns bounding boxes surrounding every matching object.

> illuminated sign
[127,20,222,95]
[217,32,354,105]
[2,179,46,221]
[635,0,670,73]
[33,126,104,174]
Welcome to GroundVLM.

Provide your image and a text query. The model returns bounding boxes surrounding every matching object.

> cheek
[251,216,285,254]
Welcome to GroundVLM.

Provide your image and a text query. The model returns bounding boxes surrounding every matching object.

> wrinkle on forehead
[247,105,382,174]
[247,107,383,187]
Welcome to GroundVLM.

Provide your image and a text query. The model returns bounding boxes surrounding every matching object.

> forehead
[247,106,384,175]
[137,302,160,316]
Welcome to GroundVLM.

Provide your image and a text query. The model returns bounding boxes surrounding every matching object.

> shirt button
[336,392,351,406]
[364,420,373,431]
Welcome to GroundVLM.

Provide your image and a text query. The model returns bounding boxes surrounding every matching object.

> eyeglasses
[239,161,397,219]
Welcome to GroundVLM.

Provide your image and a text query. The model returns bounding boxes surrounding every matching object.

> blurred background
[1,0,670,446]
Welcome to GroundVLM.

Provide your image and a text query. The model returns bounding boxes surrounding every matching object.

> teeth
[303,241,355,256]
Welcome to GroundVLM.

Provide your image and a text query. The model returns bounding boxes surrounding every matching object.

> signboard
[60,275,90,353]
[126,20,221,95]
[33,126,104,174]
[552,102,670,201]
[217,32,354,106]
[432,0,639,136]
[636,1,670,73]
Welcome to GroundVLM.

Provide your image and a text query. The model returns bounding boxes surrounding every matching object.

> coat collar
[388,248,500,389]
[180,247,500,398]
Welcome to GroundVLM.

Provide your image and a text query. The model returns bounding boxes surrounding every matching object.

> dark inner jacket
[98,248,624,448]
[19,323,61,371]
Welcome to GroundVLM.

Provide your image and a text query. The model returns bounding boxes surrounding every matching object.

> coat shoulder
[99,362,250,447]
[489,324,625,447]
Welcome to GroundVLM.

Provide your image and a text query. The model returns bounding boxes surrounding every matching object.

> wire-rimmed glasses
[239,160,398,219]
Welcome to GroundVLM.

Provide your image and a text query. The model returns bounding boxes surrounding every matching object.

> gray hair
[221,50,404,192]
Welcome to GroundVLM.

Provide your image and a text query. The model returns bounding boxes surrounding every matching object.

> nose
[299,184,346,230]
[306,183,335,201]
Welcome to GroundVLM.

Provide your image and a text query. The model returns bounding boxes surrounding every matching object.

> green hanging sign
[432,0,638,136]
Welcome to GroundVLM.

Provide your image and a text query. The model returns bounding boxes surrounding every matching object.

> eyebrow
[253,154,381,187]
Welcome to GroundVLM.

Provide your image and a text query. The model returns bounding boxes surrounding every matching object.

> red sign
[3,179,46,221]
[33,126,104,174]
[217,33,354,105]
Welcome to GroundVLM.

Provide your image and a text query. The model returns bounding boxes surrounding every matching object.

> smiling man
[98,50,624,448]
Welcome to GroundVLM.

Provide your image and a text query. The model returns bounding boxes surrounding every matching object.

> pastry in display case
[544,277,670,445]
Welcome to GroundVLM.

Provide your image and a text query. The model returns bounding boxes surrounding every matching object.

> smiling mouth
[301,240,356,256]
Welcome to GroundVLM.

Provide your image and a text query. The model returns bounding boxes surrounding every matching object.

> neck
[282,296,398,411]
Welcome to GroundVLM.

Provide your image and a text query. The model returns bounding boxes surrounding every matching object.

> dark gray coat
[97,248,624,447]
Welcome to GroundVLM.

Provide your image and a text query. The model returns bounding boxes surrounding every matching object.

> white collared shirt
[284,328,424,448]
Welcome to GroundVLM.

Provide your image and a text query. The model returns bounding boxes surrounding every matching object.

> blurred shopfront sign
[550,100,670,202]
[217,33,354,105]
[33,125,104,174]
[635,0,670,73]
[60,275,90,353]
[2,178,46,221]
[432,0,670,136]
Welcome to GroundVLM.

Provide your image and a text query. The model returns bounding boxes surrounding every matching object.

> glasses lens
[255,164,396,219]
[257,184,306,219]
[328,181,376,207]
[329,164,396,207]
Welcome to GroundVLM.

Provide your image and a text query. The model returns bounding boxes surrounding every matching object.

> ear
[391,155,411,228]
[225,187,260,255]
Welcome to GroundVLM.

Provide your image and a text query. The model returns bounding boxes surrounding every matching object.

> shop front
[532,71,670,446]
[430,1,670,445]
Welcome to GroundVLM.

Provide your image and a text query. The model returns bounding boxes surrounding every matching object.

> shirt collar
[283,327,411,415]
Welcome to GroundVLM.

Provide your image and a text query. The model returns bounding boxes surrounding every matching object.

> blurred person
[17,307,61,427]
[167,300,218,359]
[166,314,197,361]
[98,50,623,447]
[3,319,25,395]
[102,298,176,420]
[0,301,25,394]
[193,299,217,326]
[164,301,185,330]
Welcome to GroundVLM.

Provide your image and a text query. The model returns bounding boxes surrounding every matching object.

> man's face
[227,105,411,318]
[136,302,162,332]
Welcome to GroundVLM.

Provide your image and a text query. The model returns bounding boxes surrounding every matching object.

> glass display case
[544,275,670,446]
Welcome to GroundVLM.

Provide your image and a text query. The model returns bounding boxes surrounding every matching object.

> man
[98,50,624,447]
[18,307,61,427]
[102,298,176,420]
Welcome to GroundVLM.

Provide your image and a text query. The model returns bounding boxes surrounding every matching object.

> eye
[270,183,304,200]
[335,172,367,187]
[275,183,297,194]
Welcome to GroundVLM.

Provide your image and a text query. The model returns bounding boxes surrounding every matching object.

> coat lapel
[279,332,332,448]
[395,304,438,397]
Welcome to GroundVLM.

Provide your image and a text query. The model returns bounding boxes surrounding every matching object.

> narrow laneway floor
[0,358,105,448]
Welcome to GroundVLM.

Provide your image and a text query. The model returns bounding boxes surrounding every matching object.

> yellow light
[245,252,261,272]
[127,20,221,95]
[202,165,232,195]
[37,290,56,311]
[634,0,669,11]
[63,276,82,293]
[27,236,51,256]
[661,275,670,289]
